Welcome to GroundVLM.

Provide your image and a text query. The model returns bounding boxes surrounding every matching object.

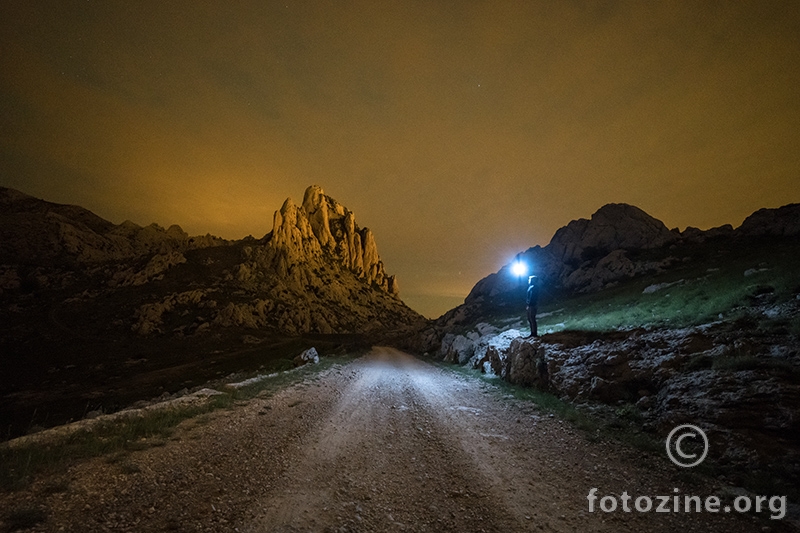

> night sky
[1,1,798,318]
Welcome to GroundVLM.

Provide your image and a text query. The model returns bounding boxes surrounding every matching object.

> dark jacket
[526,282,539,307]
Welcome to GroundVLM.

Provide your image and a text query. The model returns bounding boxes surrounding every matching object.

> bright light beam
[511,260,528,277]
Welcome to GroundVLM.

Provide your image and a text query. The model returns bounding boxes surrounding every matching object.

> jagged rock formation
[1,184,420,339]
[174,185,419,337]
[264,185,398,296]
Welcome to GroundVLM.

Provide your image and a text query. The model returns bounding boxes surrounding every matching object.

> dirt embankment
[1,348,790,532]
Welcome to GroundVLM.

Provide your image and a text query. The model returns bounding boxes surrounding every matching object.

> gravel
[1,347,788,532]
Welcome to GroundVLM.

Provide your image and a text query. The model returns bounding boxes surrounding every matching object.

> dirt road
[3,347,784,532]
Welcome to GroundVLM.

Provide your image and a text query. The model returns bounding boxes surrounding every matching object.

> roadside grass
[0,394,233,492]
[434,361,800,501]
[220,353,358,402]
[0,354,354,493]
[434,361,663,455]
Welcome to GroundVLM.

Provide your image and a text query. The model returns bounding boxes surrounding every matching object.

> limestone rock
[562,249,636,292]
[293,347,320,367]
[561,250,681,293]
[110,251,187,287]
[132,289,211,335]
[440,334,475,364]
[547,203,677,267]
[504,337,548,387]
[477,346,504,376]
[267,185,399,297]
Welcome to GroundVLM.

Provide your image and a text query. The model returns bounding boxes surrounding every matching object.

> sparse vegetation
[0,355,352,492]
[468,239,800,337]
[435,361,663,454]
[0,394,230,492]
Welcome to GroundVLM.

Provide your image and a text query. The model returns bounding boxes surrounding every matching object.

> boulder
[504,338,548,387]
[293,347,320,367]
[440,334,475,364]
[563,249,636,292]
[476,345,504,376]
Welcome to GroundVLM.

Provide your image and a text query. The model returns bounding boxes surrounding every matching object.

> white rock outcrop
[267,185,399,297]
[293,347,320,367]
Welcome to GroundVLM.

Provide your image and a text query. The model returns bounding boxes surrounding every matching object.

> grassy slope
[482,238,800,335]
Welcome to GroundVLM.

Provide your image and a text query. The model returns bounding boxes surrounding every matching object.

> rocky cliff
[1,185,419,338]
[264,185,397,296]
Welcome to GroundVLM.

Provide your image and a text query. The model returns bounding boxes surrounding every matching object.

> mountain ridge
[464,201,800,309]
[0,185,423,437]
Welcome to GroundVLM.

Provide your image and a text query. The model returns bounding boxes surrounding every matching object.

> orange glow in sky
[1,1,799,317]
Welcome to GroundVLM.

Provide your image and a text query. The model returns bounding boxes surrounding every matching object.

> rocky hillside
[204,184,417,336]
[410,201,800,499]
[0,187,226,266]
[0,185,420,337]
[427,202,800,332]
[1,185,423,438]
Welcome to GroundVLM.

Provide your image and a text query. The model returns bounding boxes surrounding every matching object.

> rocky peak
[736,203,800,237]
[548,203,677,266]
[268,185,398,297]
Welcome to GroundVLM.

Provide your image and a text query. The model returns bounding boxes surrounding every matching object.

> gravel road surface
[2,347,786,532]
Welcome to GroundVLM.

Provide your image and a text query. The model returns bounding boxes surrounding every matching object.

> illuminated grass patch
[530,239,800,333]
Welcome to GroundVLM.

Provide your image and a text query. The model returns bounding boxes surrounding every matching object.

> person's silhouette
[525,275,539,338]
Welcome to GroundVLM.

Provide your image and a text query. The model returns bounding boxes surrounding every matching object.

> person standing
[526,275,539,338]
